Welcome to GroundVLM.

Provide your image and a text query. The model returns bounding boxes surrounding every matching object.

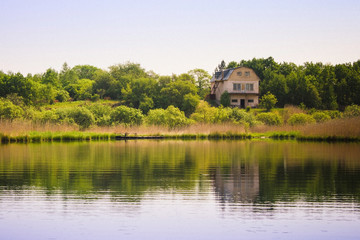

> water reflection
[1,140,360,239]
[0,140,359,203]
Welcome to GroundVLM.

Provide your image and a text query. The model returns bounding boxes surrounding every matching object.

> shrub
[260,92,277,111]
[163,105,190,128]
[214,107,232,123]
[220,91,230,107]
[38,110,59,124]
[0,99,24,120]
[256,112,282,126]
[344,104,360,118]
[288,113,315,126]
[312,112,331,123]
[326,110,342,119]
[110,105,144,125]
[68,107,95,129]
[86,103,112,126]
[146,106,190,128]
[190,101,217,123]
[55,90,70,102]
[230,108,258,127]
[91,94,100,102]
[146,108,167,126]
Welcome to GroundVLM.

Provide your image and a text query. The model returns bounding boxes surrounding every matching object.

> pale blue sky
[1,0,359,75]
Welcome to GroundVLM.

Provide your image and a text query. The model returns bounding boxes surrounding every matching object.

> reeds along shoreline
[0,117,360,143]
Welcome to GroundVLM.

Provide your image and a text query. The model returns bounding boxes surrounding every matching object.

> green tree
[188,69,211,98]
[110,105,144,125]
[220,91,230,107]
[260,92,277,111]
[182,93,200,116]
[42,68,60,89]
[68,107,95,129]
[160,80,198,111]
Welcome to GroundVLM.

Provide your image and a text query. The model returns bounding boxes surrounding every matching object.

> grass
[1,116,360,143]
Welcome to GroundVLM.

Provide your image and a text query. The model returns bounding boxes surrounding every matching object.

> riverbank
[1,117,359,143]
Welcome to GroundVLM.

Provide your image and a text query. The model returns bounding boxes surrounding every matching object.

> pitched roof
[210,68,234,82]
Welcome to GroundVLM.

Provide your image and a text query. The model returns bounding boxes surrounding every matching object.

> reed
[1,117,360,143]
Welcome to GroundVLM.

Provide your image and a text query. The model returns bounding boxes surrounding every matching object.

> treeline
[225,57,360,109]
[1,58,360,115]
[0,63,210,116]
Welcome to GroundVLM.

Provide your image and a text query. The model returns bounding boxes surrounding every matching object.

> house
[210,67,260,108]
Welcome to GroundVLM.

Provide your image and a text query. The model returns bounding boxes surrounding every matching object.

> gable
[228,67,260,82]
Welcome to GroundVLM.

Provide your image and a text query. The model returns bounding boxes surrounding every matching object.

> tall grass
[1,117,360,143]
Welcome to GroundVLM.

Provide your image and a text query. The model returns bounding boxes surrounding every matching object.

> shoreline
[1,131,359,144]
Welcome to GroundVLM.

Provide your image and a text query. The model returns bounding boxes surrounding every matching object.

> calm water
[0,140,359,240]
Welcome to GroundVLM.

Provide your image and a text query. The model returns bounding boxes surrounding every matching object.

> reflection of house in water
[212,162,259,203]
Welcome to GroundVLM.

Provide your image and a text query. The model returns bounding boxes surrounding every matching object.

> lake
[0,140,359,240]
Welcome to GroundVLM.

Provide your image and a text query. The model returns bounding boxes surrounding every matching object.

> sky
[1,0,360,76]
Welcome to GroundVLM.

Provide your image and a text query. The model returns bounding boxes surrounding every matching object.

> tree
[220,91,230,107]
[260,92,277,111]
[227,61,238,69]
[188,69,211,98]
[110,105,144,125]
[93,70,117,99]
[72,65,100,80]
[182,93,200,116]
[160,80,198,111]
[42,69,60,89]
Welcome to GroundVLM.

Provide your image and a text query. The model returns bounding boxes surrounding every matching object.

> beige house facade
[210,67,260,108]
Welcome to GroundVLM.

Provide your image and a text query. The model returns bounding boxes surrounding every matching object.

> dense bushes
[288,113,315,125]
[0,99,24,120]
[146,106,190,128]
[312,112,331,123]
[110,106,144,125]
[68,108,95,129]
[256,112,282,125]
[0,97,358,130]
[344,104,360,118]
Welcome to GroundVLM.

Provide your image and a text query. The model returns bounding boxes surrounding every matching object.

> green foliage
[160,80,198,111]
[256,112,282,126]
[220,91,230,107]
[67,107,95,129]
[312,112,331,123]
[344,104,360,118]
[0,98,24,120]
[91,94,100,102]
[86,103,112,126]
[230,108,257,127]
[146,106,190,128]
[56,89,70,102]
[260,92,277,111]
[188,69,211,98]
[139,96,154,114]
[326,110,342,119]
[182,94,200,116]
[288,113,316,126]
[110,105,144,125]
[190,101,217,123]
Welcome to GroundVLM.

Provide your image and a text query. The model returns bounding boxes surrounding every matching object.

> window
[233,83,247,91]
[245,71,250,77]
[246,83,254,91]
[248,99,254,103]
[237,71,242,76]
[231,99,238,103]
[233,83,241,91]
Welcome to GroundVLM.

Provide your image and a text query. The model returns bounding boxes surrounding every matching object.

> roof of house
[210,68,234,82]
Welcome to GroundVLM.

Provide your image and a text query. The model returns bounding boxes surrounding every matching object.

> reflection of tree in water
[211,160,259,203]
